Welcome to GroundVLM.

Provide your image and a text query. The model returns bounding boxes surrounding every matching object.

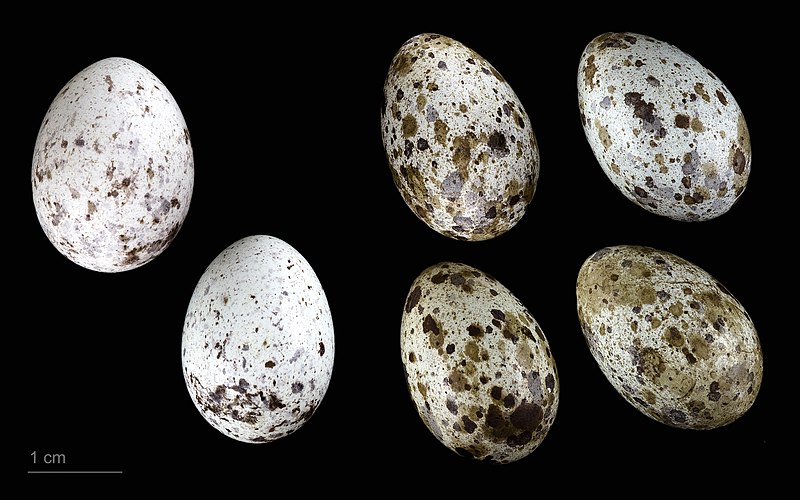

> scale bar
[28,470,123,474]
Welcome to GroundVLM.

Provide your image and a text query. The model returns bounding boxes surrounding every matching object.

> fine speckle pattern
[382,34,539,241]
[576,245,762,429]
[577,33,750,221]
[32,57,194,272]
[182,235,335,443]
[401,262,558,463]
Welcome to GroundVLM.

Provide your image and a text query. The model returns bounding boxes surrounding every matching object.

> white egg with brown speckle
[182,235,334,443]
[576,245,762,429]
[382,34,539,241]
[401,262,558,463]
[578,33,750,221]
[32,57,193,272]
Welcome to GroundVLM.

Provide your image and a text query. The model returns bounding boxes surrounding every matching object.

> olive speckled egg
[401,262,558,463]
[578,33,750,221]
[182,236,334,443]
[576,245,762,429]
[32,57,193,272]
[382,34,539,241]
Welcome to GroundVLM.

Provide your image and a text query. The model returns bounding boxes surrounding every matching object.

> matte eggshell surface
[401,262,558,463]
[32,57,193,272]
[576,245,762,429]
[382,34,539,241]
[578,32,750,221]
[182,236,334,443]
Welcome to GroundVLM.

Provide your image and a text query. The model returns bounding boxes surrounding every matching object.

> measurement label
[28,450,122,474]
[30,451,67,465]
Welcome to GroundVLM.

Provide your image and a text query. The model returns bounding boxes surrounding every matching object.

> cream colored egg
[401,262,558,462]
[578,33,750,221]
[382,34,539,240]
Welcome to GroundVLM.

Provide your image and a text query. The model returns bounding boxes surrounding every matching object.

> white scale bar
[28,470,123,474]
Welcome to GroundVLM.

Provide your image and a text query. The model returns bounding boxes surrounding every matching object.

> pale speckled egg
[401,262,558,463]
[182,235,334,443]
[381,34,539,241]
[577,33,750,221]
[576,245,762,429]
[32,57,193,272]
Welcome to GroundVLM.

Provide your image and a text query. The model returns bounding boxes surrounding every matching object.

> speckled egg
[576,245,762,429]
[381,34,539,241]
[401,262,558,462]
[577,33,750,221]
[182,235,334,443]
[32,57,193,272]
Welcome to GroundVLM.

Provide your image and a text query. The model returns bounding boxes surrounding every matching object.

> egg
[577,33,750,221]
[401,262,558,462]
[181,235,334,443]
[32,57,193,272]
[381,34,539,241]
[576,245,762,429]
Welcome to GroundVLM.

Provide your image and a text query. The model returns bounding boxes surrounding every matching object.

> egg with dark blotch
[576,245,762,429]
[182,235,334,443]
[381,33,539,241]
[401,262,558,463]
[32,57,193,272]
[577,33,750,221]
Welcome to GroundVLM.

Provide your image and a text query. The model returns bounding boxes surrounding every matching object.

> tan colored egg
[576,245,762,429]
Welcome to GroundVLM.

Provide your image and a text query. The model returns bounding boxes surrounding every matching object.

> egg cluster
[31,32,761,459]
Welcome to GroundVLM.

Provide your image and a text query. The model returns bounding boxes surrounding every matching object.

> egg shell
[182,235,334,443]
[576,245,762,429]
[32,57,193,272]
[381,33,539,241]
[577,32,750,221]
[401,262,558,463]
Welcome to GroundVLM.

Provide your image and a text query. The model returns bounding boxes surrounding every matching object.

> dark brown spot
[446,398,458,415]
[431,272,448,284]
[446,343,455,354]
[267,394,285,411]
[423,314,440,335]
[405,285,422,313]
[716,90,728,105]
[461,415,477,433]
[732,148,746,174]
[491,386,503,400]
[510,401,543,431]
[503,394,516,409]
[545,373,555,392]
[487,131,509,157]
[491,309,505,321]
[318,342,325,356]
[675,114,690,129]
[467,324,483,337]
[449,274,465,286]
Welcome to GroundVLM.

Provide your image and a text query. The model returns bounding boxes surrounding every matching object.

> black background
[14,10,791,492]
